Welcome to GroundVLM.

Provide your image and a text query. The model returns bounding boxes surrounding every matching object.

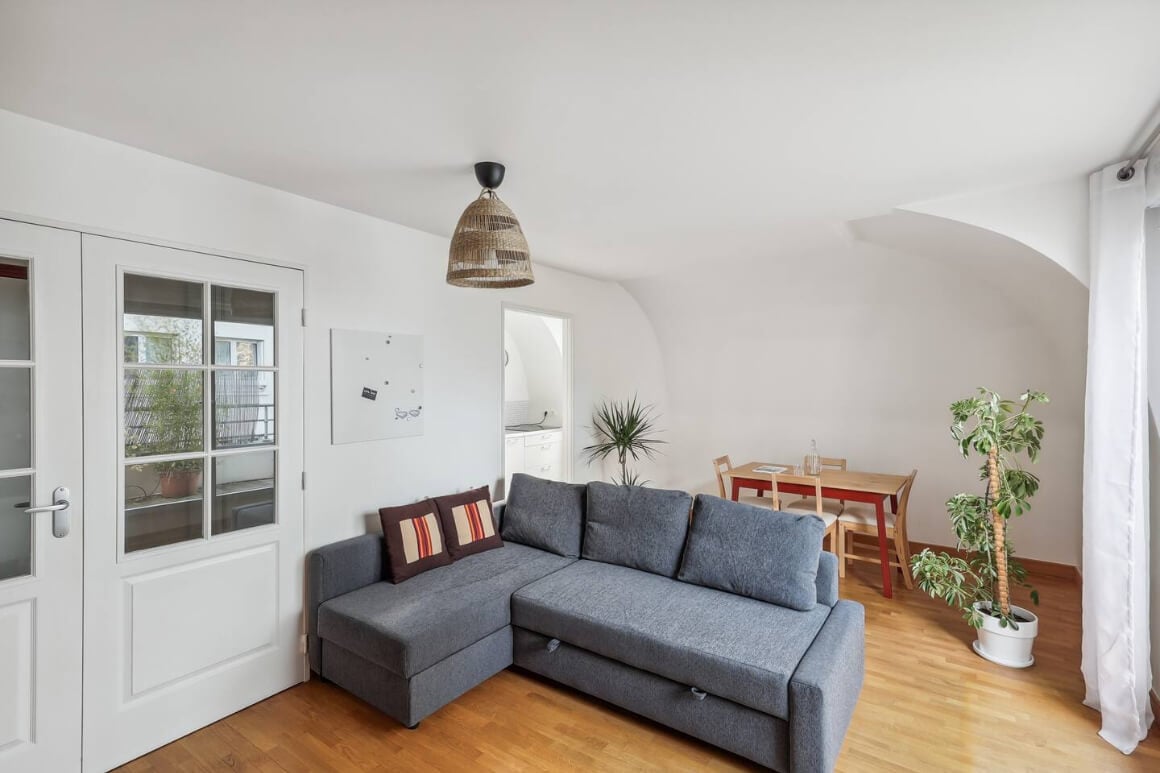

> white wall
[0,108,668,550]
[505,310,564,425]
[502,330,530,407]
[901,175,1090,287]
[626,223,1087,566]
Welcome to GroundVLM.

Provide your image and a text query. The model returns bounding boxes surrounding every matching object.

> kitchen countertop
[504,425,562,438]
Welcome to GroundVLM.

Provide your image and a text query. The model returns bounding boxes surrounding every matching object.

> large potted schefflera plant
[583,396,665,486]
[910,388,1048,668]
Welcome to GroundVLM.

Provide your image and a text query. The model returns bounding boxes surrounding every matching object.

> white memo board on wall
[330,329,424,444]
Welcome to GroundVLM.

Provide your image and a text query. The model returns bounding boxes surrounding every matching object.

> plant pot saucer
[972,639,1034,669]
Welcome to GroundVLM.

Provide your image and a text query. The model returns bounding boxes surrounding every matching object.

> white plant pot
[971,602,1038,668]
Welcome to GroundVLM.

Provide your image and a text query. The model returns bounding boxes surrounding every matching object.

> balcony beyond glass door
[0,257,32,580]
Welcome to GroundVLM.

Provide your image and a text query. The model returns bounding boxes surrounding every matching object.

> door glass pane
[0,258,30,360]
[212,451,275,535]
[213,370,275,449]
[125,459,204,552]
[0,369,32,470]
[0,475,32,580]
[212,286,274,366]
[123,273,204,365]
[124,369,204,457]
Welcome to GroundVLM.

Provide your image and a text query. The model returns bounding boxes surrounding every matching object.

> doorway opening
[501,306,571,499]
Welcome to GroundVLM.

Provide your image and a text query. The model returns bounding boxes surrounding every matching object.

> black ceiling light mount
[473,161,506,190]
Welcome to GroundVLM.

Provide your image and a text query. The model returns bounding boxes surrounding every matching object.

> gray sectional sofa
[307,476,865,772]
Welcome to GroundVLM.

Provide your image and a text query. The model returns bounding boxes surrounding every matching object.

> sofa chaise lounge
[307,476,865,772]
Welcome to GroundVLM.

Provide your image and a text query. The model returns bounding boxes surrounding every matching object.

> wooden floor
[120,563,1160,772]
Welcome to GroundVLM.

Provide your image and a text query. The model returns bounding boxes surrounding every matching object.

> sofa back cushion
[378,500,452,583]
[678,494,825,611]
[501,474,587,557]
[582,481,692,577]
[432,485,503,560]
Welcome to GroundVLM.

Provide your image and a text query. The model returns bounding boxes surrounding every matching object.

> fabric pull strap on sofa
[307,475,865,772]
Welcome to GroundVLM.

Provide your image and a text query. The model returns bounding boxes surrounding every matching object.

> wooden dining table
[726,462,910,598]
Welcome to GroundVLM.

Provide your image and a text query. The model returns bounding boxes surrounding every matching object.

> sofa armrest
[306,534,383,673]
[815,552,838,607]
[788,600,865,773]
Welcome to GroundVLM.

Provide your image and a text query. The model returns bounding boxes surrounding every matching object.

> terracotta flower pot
[159,470,201,498]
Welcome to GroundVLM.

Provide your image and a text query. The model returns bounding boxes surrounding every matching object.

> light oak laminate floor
[119,563,1160,772]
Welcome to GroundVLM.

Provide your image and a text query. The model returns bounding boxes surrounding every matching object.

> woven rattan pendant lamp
[446,162,534,288]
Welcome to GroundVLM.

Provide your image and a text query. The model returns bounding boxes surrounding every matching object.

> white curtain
[1082,159,1154,753]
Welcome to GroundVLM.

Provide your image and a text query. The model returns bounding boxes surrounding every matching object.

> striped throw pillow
[433,485,503,560]
[451,499,495,546]
[379,500,452,583]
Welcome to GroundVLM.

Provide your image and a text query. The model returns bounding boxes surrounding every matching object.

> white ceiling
[1,1,1158,280]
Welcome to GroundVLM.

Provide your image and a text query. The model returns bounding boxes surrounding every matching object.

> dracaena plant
[583,396,665,486]
[910,388,1047,629]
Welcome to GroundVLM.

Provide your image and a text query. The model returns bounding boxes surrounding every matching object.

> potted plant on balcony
[583,396,665,486]
[910,388,1047,668]
[126,369,204,498]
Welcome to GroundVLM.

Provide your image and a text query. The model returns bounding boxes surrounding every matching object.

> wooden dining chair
[837,469,918,588]
[788,455,847,512]
[712,455,770,508]
[804,455,847,472]
[771,473,840,558]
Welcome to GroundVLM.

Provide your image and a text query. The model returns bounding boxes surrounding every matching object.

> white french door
[0,220,84,772]
[81,235,305,771]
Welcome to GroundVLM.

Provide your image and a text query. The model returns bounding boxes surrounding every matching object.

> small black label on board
[361,387,378,401]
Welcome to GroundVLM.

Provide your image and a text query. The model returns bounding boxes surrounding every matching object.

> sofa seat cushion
[318,542,573,678]
[512,560,830,719]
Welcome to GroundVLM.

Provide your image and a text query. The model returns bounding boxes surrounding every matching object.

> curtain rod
[1117,118,1160,181]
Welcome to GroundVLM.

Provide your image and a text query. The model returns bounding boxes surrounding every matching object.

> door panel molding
[82,233,304,771]
[0,598,34,752]
[127,543,279,696]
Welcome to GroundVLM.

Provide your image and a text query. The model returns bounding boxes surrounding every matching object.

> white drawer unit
[525,430,562,476]
[504,429,565,496]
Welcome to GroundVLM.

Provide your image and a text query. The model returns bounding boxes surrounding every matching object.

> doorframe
[0,210,308,273]
[0,211,312,666]
[499,303,574,497]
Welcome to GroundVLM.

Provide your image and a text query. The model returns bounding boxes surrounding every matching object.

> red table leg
[889,494,898,513]
[875,498,893,598]
[731,478,741,502]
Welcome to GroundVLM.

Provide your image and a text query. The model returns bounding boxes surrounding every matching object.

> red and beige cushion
[805,510,838,528]
[838,502,898,528]
[433,485,504,560]
[379,500,452,583]
[782,496,843,519]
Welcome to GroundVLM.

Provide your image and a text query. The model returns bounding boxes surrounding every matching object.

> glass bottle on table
[806,439,821,475]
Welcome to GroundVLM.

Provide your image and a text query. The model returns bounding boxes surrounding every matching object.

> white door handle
[24,486,71,538]
[24,502,68,513]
